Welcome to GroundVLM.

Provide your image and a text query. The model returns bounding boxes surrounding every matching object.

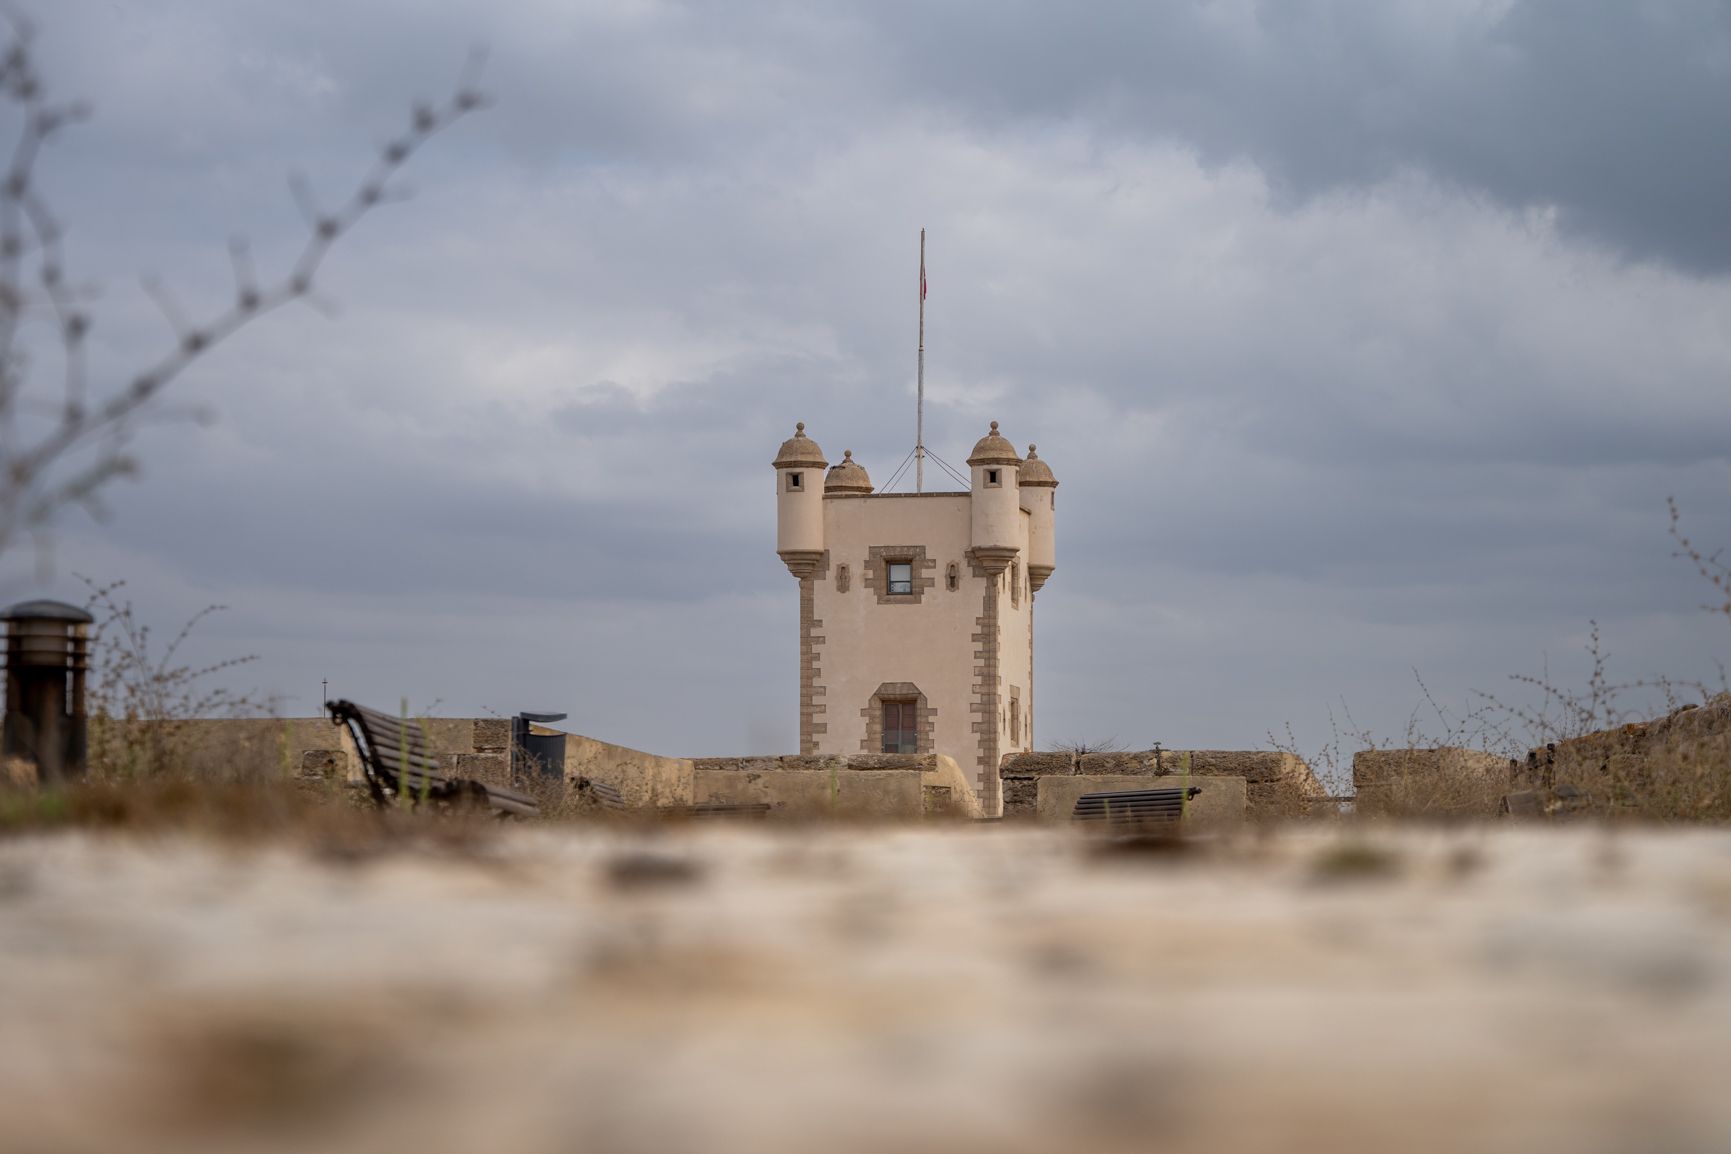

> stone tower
[773,421,1058,816]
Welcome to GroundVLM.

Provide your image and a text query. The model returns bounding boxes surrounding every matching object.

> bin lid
[1,599,93,624]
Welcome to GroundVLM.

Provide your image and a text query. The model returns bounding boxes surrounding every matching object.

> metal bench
[328,699,539,818]
[1071,786,1201,825]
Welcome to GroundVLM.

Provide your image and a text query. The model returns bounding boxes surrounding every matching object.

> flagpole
[916,227,926,493]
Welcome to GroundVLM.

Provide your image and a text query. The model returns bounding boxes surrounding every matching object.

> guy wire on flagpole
[916,227,926,493]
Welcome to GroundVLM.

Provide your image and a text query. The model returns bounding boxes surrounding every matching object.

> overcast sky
[7,0,1730,777]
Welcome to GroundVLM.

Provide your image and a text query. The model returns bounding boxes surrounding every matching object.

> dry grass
[1521,695,1731,823]
[0,774,514,858]
[1353,748,1513,821]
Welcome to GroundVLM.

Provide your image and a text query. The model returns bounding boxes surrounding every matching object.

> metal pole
[916,227,926,493]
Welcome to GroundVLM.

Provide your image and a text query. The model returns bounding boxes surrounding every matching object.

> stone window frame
[861,681,937,755]
[836,563,850,593]
[861,545,937,605]
[1009,686,1022,752]
[984,468,1003,488]
[1010,560,1020,608]
[786,471,805,492]
[946,562,959,592]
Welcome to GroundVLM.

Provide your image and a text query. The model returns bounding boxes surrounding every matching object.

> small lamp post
[2,599,93,785]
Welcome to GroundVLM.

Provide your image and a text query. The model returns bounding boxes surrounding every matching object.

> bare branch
[0,25,488,566]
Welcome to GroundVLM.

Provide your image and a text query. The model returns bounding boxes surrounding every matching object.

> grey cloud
[2,0,1726,761]
[866,0,1731,273]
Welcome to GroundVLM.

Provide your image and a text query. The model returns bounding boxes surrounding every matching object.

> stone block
[1001,777,1039,817]
[453,753,507,783]
[1187,750,1303,784]
[1353,747,1509,790]
[299,749,346,781]
[922,785,955,815]
[1076,752,1155,775]
[473,718,510,752]
[694,768,924,819]
[1000,752,1074,776]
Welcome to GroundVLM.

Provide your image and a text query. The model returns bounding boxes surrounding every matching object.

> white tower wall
[1023,487,1054,573]
[772,422,827,563]
[776,471,824,555]
[969,463,1021,553]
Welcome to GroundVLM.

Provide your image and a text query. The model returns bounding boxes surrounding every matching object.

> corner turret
[1018,444,1057,592]
[824,449,873,495]
[966,420,1022,570]
[773,422,827,577]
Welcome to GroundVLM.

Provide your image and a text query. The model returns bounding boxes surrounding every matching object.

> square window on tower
[887,561,914,595]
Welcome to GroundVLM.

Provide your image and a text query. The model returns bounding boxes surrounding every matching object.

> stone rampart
[1516,695,1731,819]
[563,731,693,807]
[692,753,981,819]
[91,716,361,784]
[1352,747,1513,818]
[92,715,692,809]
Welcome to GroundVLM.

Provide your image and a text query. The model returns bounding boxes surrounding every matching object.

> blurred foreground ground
[3,823,1731,1153]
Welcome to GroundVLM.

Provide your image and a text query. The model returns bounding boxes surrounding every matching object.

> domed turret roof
[824,449,873,494]
[1018,444,1057,487]
[773,422,828,469]
[966,420,1022,467]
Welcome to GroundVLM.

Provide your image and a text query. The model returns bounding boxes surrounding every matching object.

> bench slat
[576,778,627,808]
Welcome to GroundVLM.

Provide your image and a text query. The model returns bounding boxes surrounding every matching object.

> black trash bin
[2,599,93,785]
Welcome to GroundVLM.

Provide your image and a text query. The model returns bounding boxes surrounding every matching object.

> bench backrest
[577,777,627,809]
[327,699,539,817]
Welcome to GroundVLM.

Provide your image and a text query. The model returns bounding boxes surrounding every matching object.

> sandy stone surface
[4,824,1731,1153]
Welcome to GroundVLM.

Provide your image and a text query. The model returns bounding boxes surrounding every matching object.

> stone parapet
[1000,748,1322,819]
[1352,747,1512,818]
[1515,695,1731,819]
[694,753,940,773]
[692,752,980,819]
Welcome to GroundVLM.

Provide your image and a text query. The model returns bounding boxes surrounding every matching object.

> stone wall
[1000,749,1322,820]
[562,731,693,807]
[92,715,691,809]
[692,753,981,819]
[1515,695,1731,819]
[91,717,361,785]
[1352,747,1513,818]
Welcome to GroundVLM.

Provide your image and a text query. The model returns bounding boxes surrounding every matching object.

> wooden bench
[327,699,539,818]
[573,776,627,810]
[1072,786,1201,826]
